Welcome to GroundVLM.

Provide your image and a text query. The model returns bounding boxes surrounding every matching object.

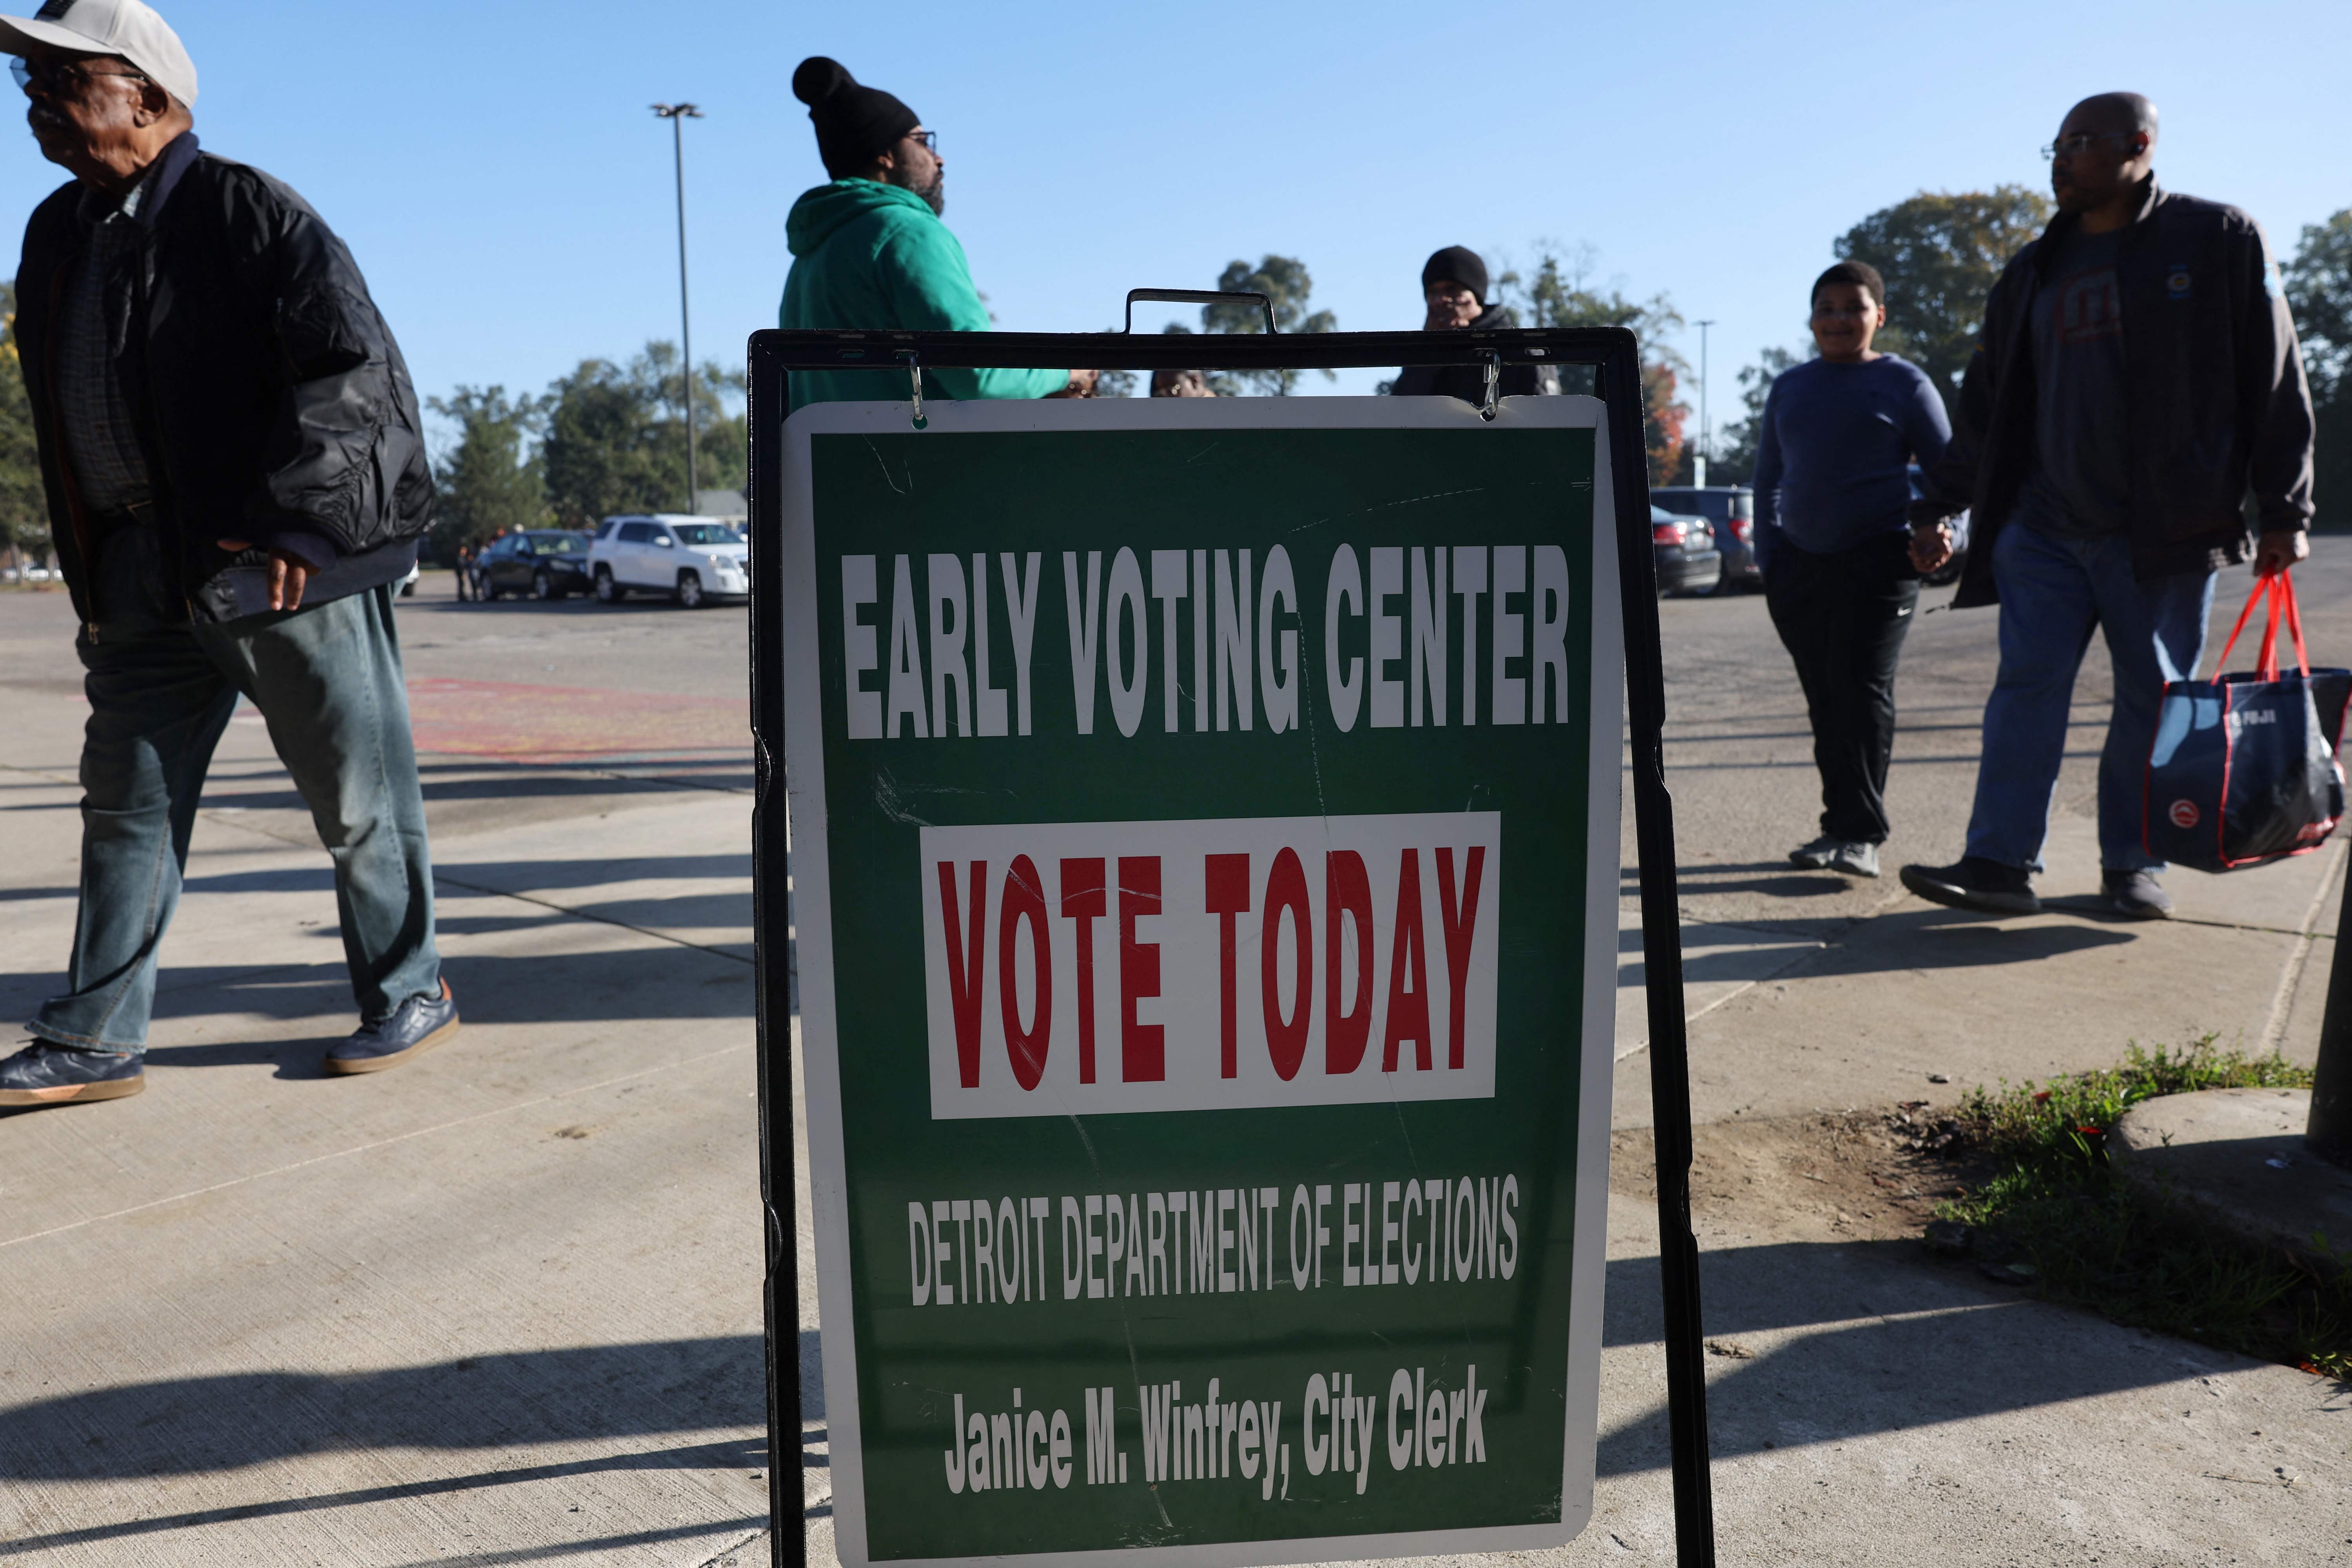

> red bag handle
[2281,569,2312,677]
[2215,572,2310,681]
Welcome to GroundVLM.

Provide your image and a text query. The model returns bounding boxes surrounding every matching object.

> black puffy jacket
[13,133,433,628]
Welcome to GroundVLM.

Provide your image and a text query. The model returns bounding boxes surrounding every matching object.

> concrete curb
[2111,1086,2352,1275]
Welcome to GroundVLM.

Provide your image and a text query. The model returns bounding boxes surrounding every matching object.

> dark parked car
[1650,485,1757,592]
[1651,505,1721,596]
[472,530,595,601]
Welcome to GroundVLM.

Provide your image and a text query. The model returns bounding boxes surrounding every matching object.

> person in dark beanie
[1390,246,1546,404]
[781,57,1091,410]
[1900,92,2315,920]
[0,0,455,1110]
[1754,261,1952,880]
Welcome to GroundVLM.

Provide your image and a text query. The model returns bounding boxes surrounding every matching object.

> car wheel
[484,579,504,601]
[400,579,417,598]
[593,567,622,604]
[675,570,705,610]
[533,569,555,601]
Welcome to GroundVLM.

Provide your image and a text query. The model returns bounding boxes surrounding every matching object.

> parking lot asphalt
[2,557,2348,1564]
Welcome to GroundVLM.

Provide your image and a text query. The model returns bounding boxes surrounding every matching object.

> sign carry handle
[1123,288,1278,336]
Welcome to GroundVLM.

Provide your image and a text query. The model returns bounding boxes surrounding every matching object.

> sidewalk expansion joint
[0,1038,751,1253]
[2261,842,2346,1055]
[432,873,754,966]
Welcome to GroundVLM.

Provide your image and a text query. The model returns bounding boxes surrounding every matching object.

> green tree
[1833,186,2052,415]
[1709,345,1805,485]
[539,341,746,527]
[2284,210,2352,529]
[1493,246,1690,483]
[1185,256,1337,397]
[424,385,546,559]
[0,280,49,570]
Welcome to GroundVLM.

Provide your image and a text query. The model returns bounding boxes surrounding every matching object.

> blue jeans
[1964,521,2216,873]
[31,584,441,1054]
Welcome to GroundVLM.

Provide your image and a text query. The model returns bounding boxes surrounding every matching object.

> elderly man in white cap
[0,0,457,1111]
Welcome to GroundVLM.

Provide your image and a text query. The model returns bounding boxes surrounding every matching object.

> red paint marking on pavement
[405,677,745,764]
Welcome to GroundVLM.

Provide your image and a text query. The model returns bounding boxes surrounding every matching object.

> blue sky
[3,0,2341,444]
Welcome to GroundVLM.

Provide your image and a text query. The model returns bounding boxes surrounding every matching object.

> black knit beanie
[792,57,920,179]
[1421,245,1490,304]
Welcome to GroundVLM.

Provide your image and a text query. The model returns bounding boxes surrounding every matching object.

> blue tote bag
[2144,573,2352,873]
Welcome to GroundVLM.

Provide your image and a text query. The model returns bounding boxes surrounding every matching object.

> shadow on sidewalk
[0,943,757,1078]
[1621,906,2136,988]
[189,758,755,818]
[181,853,751,899]
[0,1332,808,1559]
[1596,1238,2281,1477]
[168,863,755,940]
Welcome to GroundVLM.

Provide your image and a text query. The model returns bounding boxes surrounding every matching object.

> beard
[887,163,945,217]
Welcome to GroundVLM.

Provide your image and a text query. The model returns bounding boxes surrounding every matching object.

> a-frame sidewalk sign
[747,305,1715,1568]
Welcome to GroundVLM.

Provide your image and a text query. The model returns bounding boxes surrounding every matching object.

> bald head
[2069,91,2158,143]
[2050,92,2158,227]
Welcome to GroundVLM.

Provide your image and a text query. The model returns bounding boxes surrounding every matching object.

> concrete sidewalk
[4,572,2351,1563]
[0,678,778,1565]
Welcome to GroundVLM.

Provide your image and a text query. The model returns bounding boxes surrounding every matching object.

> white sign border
[780,392,1624,1568]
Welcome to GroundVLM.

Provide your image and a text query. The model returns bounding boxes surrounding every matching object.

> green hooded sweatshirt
[779,180,1065,412]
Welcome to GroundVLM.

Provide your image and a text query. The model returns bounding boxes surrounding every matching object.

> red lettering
[1205,853,1252,1079]
[1261,848,1312,1081]
[1118,856,1165,1082]
[1060,858,1106,1084]
[1325,850,1373,1075]
[1436,846,1485,1069]
[938,860,988,1088]
[999,855,1051,1089]
[1381,849,1432,1071]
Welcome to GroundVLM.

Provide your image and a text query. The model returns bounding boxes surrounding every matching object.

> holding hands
[1909,522,1954,575]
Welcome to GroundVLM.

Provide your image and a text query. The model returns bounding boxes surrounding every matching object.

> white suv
[588,514,749,608]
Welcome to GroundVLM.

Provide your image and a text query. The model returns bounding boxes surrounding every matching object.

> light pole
[653,102,703,515]
[1693,319,1715,488]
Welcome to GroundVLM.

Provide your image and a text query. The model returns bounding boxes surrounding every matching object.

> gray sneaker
[1828,841,1880,878]
[1790,835,1840,869]
[0,1042,144,1108]
[2102,869,2173,920]
[327,981,460,1076]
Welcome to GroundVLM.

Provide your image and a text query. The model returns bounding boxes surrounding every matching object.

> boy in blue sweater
[1754,261,1953,878]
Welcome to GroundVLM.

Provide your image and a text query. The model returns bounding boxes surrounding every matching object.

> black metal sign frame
[745,321,1714,1568]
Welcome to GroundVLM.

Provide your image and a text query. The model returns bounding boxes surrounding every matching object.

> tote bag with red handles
[2144,572,2352,873]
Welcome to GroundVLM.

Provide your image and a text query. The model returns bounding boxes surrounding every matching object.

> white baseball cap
[0,0,196,107]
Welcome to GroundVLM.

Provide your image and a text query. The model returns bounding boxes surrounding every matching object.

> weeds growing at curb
[1930,1036,2351,1379]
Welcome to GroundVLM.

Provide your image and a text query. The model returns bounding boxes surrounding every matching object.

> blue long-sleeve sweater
[1752,354,1951,557]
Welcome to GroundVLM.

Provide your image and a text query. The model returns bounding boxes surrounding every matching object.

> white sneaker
[1790,835,1840,869]
[1828,842,1880,878]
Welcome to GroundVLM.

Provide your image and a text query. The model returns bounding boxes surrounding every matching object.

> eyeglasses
[906,129,938,155]
[11,56,150,94]
[2041,131,2140,161]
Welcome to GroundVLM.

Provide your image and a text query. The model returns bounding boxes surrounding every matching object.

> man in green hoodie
[782,57,1088,411]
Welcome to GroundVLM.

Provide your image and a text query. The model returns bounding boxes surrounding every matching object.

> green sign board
[780,395,1624,1567]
